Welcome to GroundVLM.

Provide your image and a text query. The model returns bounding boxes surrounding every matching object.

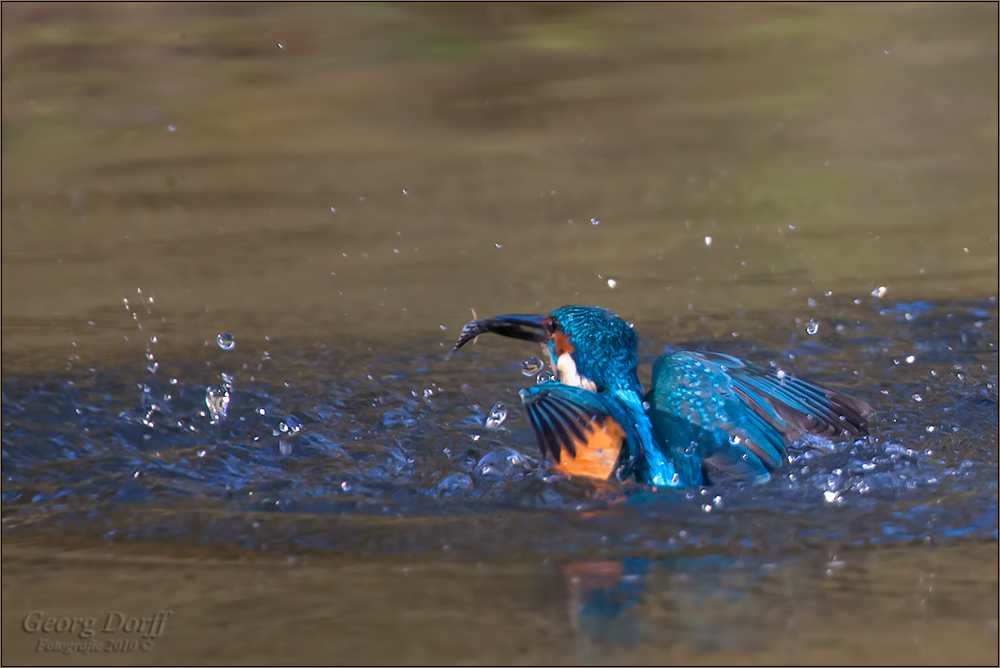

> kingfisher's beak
[451,314,548,352]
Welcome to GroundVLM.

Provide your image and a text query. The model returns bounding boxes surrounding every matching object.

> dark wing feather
[520,383,609,461]
[519,383,635,478]
[703,352,871,440]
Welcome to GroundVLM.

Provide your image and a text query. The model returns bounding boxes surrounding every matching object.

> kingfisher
[451,305,871,487]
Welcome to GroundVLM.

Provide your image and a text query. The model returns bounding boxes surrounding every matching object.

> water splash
[2,296,996,561]
[485,402,507,429]
[435,473,473,496]
[476,448,526,478]
[205,385,230,424]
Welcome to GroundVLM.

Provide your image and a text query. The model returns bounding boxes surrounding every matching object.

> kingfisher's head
[451,305,641,393]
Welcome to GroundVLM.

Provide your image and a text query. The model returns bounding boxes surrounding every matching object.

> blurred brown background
[4,2,996,371]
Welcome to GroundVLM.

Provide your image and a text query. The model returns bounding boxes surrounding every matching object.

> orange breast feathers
[552,332,575,356]
[553,416,625,480]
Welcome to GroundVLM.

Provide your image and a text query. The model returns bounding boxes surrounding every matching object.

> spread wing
[518,383,637,480]
[647,351,871,481]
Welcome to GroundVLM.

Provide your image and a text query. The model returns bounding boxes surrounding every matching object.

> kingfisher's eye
[544,316,561,336]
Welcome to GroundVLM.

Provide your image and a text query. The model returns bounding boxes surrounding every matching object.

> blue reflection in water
[565,554,781,651]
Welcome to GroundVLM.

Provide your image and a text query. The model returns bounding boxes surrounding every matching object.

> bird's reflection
[562,555,780,651]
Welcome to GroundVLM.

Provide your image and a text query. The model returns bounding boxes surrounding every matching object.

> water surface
[2,3,997,664]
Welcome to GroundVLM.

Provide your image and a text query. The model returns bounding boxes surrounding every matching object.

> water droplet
[494,243,502,249]
[607,278,617,289]
[702,504,713,513]
[912,394,923,402]
[276,42,284,49]
[280,415,303,436]
[521,356,544,376]
[806,319,820,335]
[197,449,207,458]
[823,490,840,504]
[485,402,507,429]
[423,388,434,399]
[167,124,176,132]
[704,236,713,246]
[205,385,230,424]
[217,333,235,350]
[925,425,935,433]
[906,355,916,364]
[591,218,599,225]
[808,298,817,307]
[536,370,555,384]
[871,286,888,298]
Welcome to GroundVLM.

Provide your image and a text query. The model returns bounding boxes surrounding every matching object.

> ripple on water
[1,298,996,557]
